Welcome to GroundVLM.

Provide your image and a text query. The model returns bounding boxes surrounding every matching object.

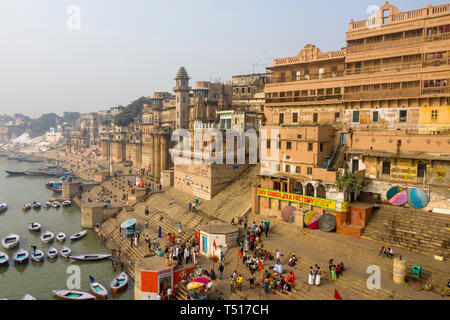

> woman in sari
[331,265,337,281]
[308,267,314,285]
[315,268,321,286]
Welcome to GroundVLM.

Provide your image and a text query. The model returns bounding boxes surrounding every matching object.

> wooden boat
[47,247,58,259]
[48,197,70,203]
[69,254,111,262]
[23,204,32,211]
[1,233,20,249]
[62,200,72,207]
[40,231,54,244]
[7,156,25,161]
[59,246,71,258]
[45,181,56,189]
[51,202,61,208]
[0,203,7,212]
[21,294,37,300]
[52,290,95,300]
[56,232,66,242]
[32,202,41,209]
[29,222,42,232]
[42,202,52,209]
[0,251,9,265]
[89,276,108,299]
[110,272,128,293]
[70,230,87,241]
[13,249,29,263]
[18,158,43,163]
[5,170,26,176]
[31,249,44,262]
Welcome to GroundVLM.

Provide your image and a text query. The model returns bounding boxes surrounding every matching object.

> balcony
[268,71,344,84]
[266,94,343,104]
[343,88,420,100]
[347,32,450,54]
[345,62,422,76]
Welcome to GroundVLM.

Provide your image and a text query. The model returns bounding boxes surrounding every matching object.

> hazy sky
[0,0,446,118]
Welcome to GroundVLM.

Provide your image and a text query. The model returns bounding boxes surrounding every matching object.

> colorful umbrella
[387,186,404,201]
[192,277,211,284]
[389,190,408,206]
[408,188,428,209]
[304,211,319,225]
[187,282,205,290]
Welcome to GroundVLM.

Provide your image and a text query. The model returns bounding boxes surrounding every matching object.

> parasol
[192,277,211,284]
[407,188,428,209]
[187,282,205,290]
[388,190,407,206]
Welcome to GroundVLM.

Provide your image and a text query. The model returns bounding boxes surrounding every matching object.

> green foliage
[62,112,81,124]
[336,172,362,193]
[113,97,150,127]
[29,113,58,137]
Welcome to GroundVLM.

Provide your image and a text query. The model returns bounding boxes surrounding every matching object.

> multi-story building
[253,2,450,221]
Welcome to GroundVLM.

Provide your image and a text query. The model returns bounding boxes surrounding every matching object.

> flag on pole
[334,288,342,300]
[213,239,217,251]
[238,247,243,259]
[258,258,264,271]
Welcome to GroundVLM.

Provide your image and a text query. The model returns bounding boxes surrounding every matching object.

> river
[0,157,134,300]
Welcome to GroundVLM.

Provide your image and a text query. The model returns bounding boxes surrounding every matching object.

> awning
[120,218,137,229]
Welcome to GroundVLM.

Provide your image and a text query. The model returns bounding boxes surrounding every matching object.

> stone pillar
[151,134,156,178]
[155,135,161,180]
[62,182,82,198]
[251,185,259,214]
[160,135,167,173]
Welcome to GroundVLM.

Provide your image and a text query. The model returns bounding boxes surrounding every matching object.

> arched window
[293,182,303,195]
[316,184,326,199]
[305,183,315,196]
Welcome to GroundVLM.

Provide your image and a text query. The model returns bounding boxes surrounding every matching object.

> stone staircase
[362,205,450,258]
[195,164,259,223]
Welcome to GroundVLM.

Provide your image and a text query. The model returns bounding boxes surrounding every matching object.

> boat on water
[0,203,7,212]
[69,254,111,262]
[5,170,26,176]
[45,181,56,189]
[52,290,95,300]
[40,231,54,244]
[42,202,52,209]
[47,247,58,259]
[62,200,71,207]
[31,249,45,262]
[70,230,87,241]
[60,246,71,258]
[21,294,37,300]
[13,249,29,263]
[89,276,108,299]
[32,202,41,209]
[0,251,9,265]
[48,197,70,203]
[7,156,25,161]
[1,233,20,249]
[28,222,41,232]
[110,272,128,293]
[52,202,61,208]
[17,158,43,163]
[56,232,66,242]
[23,204,32,211]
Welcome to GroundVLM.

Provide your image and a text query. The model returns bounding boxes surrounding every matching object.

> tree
[113,97,150,127]
[336,172,362,193]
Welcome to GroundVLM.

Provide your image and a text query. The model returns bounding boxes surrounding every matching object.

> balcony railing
[266,94,342,104]
[345,62,422,75]
[347,32,450,54]
[268,71,344,84]
[343,87,449,100]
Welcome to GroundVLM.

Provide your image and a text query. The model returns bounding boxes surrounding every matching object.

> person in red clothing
[286,271,295,287]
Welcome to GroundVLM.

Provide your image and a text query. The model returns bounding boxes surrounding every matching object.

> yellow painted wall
[419,106,450,134]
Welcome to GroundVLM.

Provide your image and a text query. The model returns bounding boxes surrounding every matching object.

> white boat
[0,203,7,212]
[0,251,9,265]
[62,200,72,207]
[28,222,41,232]
[32,202,41,209]
[89,276,108,299]
[42,202,52,209]
[52,202,61,208]
[21,294,37,300]
[47,247,58,259]
[31,249,44,262]
[23,204,32,211]
[56,232,66,242]
[40,231,54,244]
[13,249,29,263]
[60,246,71,258]
[110,272,128,293]
[52,290,95,300]
[1,233,20,249]
[70,230,87,241]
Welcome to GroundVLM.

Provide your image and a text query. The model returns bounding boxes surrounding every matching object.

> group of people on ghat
[379,245,395,258]
[162,234,200,269]
[328,259,345,281]
[262,270,295,295]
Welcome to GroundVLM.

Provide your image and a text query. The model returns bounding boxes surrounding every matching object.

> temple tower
[173,66,191,129]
